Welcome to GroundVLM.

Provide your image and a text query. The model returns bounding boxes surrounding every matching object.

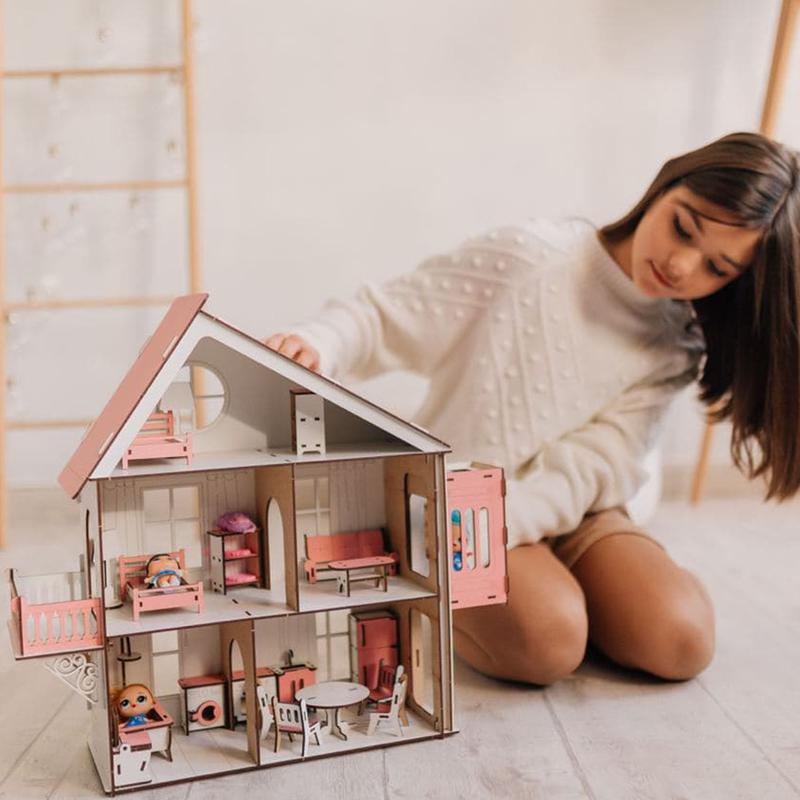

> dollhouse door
[446,465,508,609]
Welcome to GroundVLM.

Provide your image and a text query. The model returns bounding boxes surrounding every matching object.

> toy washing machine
[178,674,227,734]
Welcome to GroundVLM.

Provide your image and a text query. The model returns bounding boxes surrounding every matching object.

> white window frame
[294,473,330,537]
[315,610,350,683]
[139,483,203,571]
[150,630,181,698]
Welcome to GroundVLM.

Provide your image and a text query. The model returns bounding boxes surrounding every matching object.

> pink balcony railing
[9,572,104,658]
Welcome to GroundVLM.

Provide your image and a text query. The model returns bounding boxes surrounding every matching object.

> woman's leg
[453,542,588,686]
[571,533,715,680]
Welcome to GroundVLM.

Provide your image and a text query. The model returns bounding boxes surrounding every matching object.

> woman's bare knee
[573,535,716,681]
[503,601,588,685]
[640,573,715,680]
[454,591,588,685]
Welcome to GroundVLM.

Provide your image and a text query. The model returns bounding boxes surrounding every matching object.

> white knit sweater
[290,217,705,549]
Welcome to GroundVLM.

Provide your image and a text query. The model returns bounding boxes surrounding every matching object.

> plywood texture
[220,620,259,764]
[433,453,456,732]
[255,464,297,608]
[3,491,800,798]
[390,596,444,732]
[384,453,439,594]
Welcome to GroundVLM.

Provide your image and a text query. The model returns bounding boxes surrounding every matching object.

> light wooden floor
[1,488,799,799]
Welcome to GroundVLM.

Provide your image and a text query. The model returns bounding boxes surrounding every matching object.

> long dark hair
[601,132,800,501]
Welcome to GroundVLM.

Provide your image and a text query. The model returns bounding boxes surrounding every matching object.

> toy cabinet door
[358,616,398,649]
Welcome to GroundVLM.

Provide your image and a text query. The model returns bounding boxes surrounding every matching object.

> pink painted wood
[303,529,399,583]
[118,549,204,622]
[10,594,103,656]
[446,465,509,609]
[178,674,226,689]
[118,700,173,733]
[129,585,204,622]
[59,293,208,499]
[327,555,396,570]
[121,410,193,469]
[119,549,186,599]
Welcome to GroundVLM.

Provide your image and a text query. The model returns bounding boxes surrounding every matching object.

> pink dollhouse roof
[58,293,209,499]
[58,293,450,500]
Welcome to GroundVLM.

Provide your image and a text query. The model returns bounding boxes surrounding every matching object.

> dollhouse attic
[59,292,451,497]
[8,293,508,794]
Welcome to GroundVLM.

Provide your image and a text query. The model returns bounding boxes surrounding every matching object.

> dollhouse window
[151,630,181,697]
[315,609,349,682]
[478,507,491,567]
[141,484,202,569]
[294,475,330,536]
[162,363,226,433]
[406,491,431,578]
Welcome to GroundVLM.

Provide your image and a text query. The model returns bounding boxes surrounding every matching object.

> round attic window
[161,363,226,433]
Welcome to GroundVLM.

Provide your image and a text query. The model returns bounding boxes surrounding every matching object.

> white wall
[3,0,793,488]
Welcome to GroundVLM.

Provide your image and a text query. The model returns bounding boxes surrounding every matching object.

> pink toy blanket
[215,511,257,533]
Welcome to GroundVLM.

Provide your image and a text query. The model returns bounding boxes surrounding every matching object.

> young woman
[267,132,800,684]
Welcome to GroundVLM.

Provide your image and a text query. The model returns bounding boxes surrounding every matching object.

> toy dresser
[349,609,398,688]
[271,658,317,702]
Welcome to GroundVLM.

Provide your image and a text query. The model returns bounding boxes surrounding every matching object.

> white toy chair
[366,671,407,737]
[256,684,275,741]
[271,697,322,757]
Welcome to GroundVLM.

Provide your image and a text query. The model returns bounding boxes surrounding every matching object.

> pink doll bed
[121,410,193,470]
[119,549,205,622]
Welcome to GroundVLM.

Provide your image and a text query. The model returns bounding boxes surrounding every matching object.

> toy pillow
[216,511,257,533]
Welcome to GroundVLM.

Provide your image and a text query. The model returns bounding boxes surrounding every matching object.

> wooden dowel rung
[1,65,184,79]
[7,418,94,431]
[4,179,187,194]
[4,294,174,312]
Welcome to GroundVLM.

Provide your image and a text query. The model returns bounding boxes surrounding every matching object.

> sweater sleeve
[504,350,700,549]
[286,248,496,381]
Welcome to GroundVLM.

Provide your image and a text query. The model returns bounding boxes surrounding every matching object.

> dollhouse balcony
[7,570,104,660]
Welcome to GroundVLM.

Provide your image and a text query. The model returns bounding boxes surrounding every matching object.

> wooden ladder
[690,0,800,503]
[0,0,203,545]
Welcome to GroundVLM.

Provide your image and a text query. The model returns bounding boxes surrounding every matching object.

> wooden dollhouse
[6,293,508,794]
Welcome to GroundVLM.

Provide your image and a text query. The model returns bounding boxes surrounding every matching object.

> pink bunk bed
[122,410,192,470]
[119,550,204,622]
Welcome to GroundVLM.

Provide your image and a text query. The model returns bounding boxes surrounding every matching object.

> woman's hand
[264,333,321,373]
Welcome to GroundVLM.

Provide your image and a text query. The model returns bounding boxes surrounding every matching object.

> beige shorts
[544,506,665,569]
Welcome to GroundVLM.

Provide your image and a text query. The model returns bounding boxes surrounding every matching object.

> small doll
[144,553,183,588]
[115,683,156,728]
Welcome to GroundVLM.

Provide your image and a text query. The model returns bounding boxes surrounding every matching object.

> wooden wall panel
[384,454,438,594]
[220,620,260,765]
[255,464,297,609]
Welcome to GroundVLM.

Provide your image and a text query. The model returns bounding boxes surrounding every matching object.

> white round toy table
[295,681,369,741]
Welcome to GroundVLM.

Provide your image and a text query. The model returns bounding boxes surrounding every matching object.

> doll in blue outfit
[116,684,156,728]
[144,553,183,588]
